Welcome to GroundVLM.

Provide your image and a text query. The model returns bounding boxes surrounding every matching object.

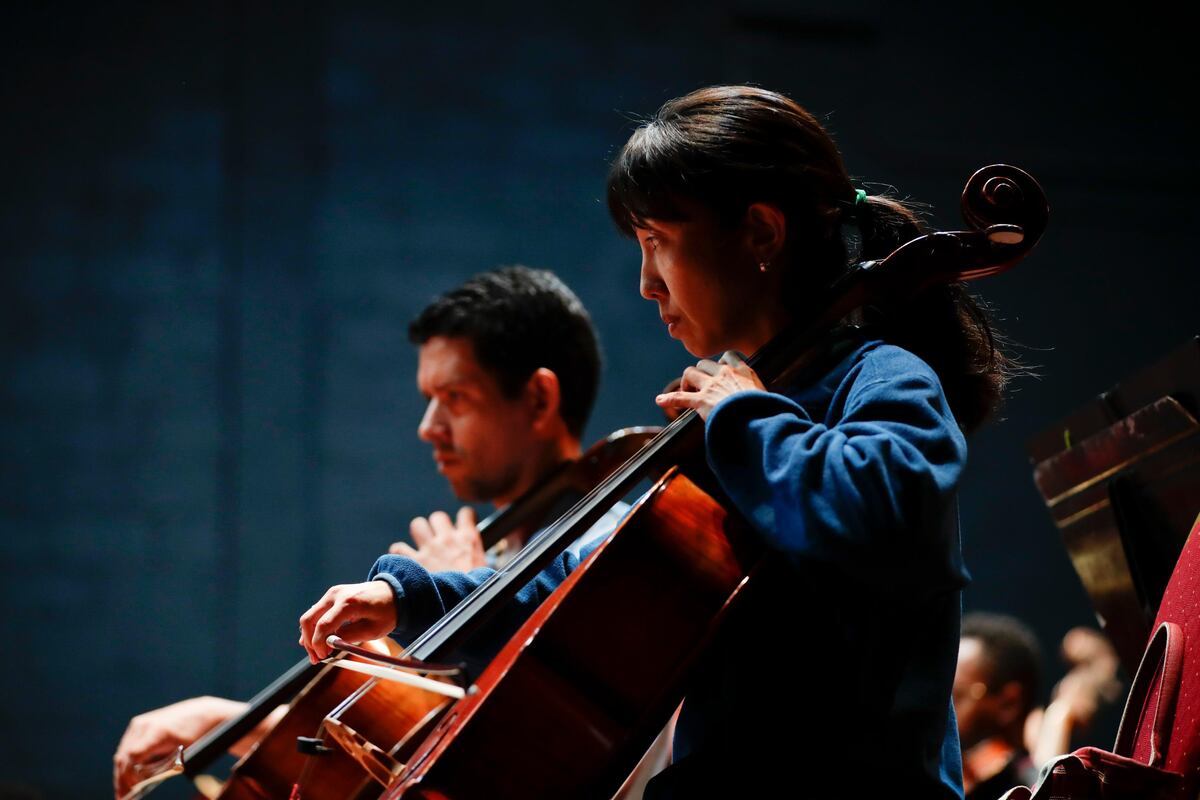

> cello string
[329,661,467,699]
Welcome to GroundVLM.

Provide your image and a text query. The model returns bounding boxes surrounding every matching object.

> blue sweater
[369,338,970,798]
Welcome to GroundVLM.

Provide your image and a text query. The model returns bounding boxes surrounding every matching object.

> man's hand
[390,506,486,572]
[655,351,765,422]
[113,696,247,798]
[1027,627,1122,765]
[298,580,398,663]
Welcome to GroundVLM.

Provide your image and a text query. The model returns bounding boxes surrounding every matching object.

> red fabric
[1070,747,1183,797]
[1131,661,1166,763]
[1147,515,1200,793]
[999,517,1200,800]
[998,748,1186,800]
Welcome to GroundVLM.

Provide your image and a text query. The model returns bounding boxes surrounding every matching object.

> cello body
[386,467,765,799]
[119,428,661,800]
[215,665,449,800]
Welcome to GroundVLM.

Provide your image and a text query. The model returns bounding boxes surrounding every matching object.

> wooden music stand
[1027,336,1200,675]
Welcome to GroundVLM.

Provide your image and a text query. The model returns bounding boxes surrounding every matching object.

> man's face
[416,336,537,504]
[953,636,997,749]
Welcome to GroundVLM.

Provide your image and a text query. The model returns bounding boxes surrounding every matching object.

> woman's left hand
[656,351,766,421]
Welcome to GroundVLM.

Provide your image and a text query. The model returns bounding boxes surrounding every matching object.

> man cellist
[113,266,644,796]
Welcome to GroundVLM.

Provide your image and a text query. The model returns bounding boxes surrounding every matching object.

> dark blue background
[2,2,1197,796]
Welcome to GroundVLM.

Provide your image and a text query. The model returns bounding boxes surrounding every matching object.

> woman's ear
[524,367,563,434]
[743,202,787,266]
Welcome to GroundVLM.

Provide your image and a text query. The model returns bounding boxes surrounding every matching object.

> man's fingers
[115,761,132,799]
[696,358,721,376]
[456,506,485,568]
[456,505,477,531]
[114,727,178,797]
[114,744,136,797]
[409,516,434,546]
[390,542,419,558]
[121,741,171,772]
[428,510,454,537]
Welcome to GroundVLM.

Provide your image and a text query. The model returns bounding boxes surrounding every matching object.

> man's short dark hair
[408,266,601,439]
[962,612,1043,715]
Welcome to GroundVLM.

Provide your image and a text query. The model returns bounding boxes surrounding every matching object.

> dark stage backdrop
[2,1,1197,796]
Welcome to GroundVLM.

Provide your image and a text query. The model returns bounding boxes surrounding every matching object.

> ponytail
[852,193,1018,433]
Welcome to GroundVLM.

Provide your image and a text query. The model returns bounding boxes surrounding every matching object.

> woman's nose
[640,255,665,300]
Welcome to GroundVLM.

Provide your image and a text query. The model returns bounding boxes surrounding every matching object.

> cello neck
[179,656,323,776]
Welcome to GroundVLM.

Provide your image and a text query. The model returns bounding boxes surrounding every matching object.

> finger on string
[115,763,131,798]
[695,358,721,376]
[655,391,700,409]
[113,749,131,797]
[681,366,711,391]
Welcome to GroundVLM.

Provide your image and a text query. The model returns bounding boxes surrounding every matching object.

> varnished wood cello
[119,427,661,800]
[309,164,1049,799]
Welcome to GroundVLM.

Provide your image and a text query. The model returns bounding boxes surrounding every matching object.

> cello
[119,427,661,800]
[312,164,1048,799]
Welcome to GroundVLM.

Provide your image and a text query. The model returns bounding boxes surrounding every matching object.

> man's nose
[418,400,448,444]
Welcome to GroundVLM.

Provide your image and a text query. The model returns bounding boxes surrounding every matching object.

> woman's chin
[675,326,726,358]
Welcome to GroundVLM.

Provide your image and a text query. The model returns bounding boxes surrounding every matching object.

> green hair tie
[854,189,867,206]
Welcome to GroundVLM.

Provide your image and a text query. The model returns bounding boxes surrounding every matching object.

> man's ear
[743,202,787,266]
[525,367,563,434]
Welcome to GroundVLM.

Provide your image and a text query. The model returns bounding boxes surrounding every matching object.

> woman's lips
[661,314,681,336]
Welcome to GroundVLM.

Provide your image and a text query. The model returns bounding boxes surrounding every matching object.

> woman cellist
[300,84,1023,798]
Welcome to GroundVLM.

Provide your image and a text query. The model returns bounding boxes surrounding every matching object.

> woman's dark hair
[408,266,601,439]
[606,85,1018,432]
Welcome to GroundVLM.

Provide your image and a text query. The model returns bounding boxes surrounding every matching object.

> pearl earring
[759,261,769,273]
